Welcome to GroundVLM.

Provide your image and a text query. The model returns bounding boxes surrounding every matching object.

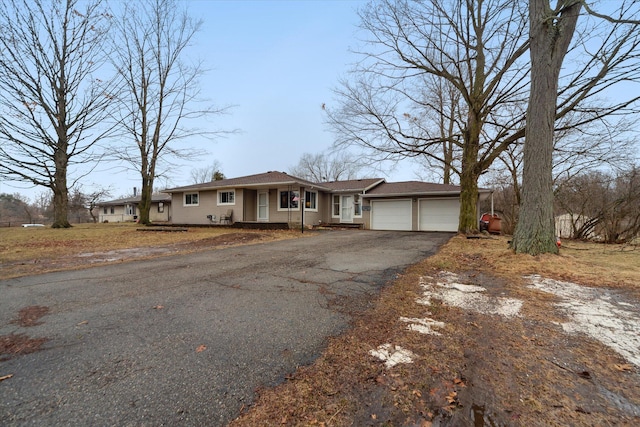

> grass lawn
[0,223,305,279]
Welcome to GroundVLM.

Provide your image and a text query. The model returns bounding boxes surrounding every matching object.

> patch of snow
[418,272,523,318]
[436,282,487,293]
[369,344,415,368]
[399,317,445,336]
[526,275,640,366]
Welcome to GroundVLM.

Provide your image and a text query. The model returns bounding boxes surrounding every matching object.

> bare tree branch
[0,0,117,228]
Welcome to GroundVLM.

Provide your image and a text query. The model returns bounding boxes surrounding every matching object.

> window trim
[158,202,164,213]
[217,189,236,206]
[304,190,318,211]
[354,193,362,217]
[332,195,340,218]
[278,189,300,211]
[184,192,199,207]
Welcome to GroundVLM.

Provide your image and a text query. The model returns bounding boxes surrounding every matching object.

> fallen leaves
[195,344,207,353]
[11,305,50,327]
[0,333,48,358]
[614,363,634,372]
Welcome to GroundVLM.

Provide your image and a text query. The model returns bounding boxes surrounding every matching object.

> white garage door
[419,198,460,232]
[371,199,412,231]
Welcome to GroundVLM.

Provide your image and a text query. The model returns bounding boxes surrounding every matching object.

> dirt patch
[173,232,267,249]
[2,306,51,362]
[0,334,48,361]
[10,305,50,327]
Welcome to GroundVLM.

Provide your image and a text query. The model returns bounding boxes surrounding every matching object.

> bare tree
[82,186,112,223]
[328,0,640,235]
[0,193,36,225]
[289,152,364,182]
[326,0,531,233]
[109,0,229,225]
[555,166,640,243]
[0,0,115,228]
[512,1,640,254]
[190,160,224,184]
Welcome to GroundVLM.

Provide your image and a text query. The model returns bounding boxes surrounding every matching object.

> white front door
[341,195,353,223]
[258,192,269,221]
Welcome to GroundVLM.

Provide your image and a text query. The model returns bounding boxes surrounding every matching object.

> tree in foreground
[109,0,228,225]
[326,0,531,233]
[328,0,640,235]
[512,0,640,254]
[0,0,114,228]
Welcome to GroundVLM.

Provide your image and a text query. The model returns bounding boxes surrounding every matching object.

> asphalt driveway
[0,230,452,426]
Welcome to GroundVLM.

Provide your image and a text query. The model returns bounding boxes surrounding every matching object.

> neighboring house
[97,193,172,223]
[165,171,492,232]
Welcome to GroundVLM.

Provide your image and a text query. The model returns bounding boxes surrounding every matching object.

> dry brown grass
[231,235,640,426]
[0,223,306,279]
[428,235,640,290]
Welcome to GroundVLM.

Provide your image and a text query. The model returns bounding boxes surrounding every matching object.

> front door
[258,191,269,221]
[341,195,353,223]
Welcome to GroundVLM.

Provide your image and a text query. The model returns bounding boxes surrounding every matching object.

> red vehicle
[479,213,501,234]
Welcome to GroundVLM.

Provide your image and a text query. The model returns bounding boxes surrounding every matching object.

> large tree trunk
[51,150,71,228]
[458,120,481,234]
[459,165,480,234]
[512,0,581,255]
[138,177,153,225]
[138,154,154,225]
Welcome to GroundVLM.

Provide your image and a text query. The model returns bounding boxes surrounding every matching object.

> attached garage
[371,199,412,231]
[419,198,460,232]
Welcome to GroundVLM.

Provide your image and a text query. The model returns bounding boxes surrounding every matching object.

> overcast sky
[120,0,396,197]
[4,0,637,201]
[4,0,423,200]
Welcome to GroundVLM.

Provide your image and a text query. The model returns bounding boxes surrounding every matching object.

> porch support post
[300,186,305,234]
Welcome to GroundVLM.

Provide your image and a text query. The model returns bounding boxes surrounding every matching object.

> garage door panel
[419,199,459,232]
[371,200,412,231]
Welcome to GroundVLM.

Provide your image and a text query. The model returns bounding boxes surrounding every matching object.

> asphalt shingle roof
[318,178,385,192]
[165,171,329,192]
[364,181,462,197]
[99,193,172,206]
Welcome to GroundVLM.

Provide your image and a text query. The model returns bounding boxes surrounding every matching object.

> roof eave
[363,191,461,198]
[166,181,331,192]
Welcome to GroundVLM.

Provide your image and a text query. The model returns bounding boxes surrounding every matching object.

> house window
[110,207,114,214]
[184,192,199,206]
[333,195,340,217]
[218,190,235,205]
[103,207,107,214]
[354,194,362,216]
[279,190,299,210]
[126,204,134,215]
[305,191,317,210]
[158,202,164,213]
